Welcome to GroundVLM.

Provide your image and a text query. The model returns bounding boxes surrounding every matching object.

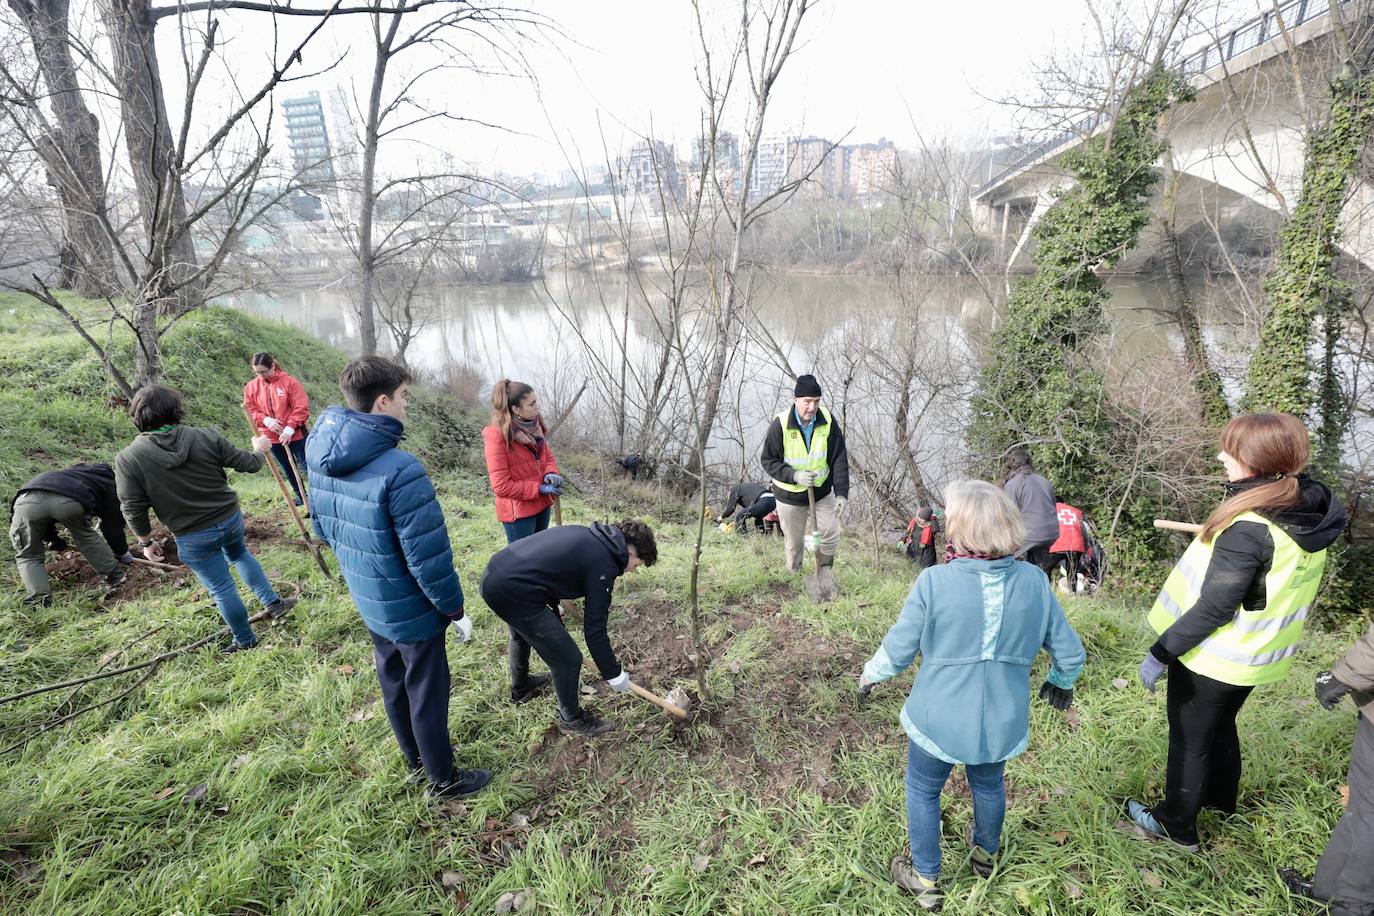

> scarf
[512,415,545,454]
[944,543,1007,563]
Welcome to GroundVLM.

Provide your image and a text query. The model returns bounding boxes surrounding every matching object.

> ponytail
[1199,413,1309,543]
[489,378,536,445]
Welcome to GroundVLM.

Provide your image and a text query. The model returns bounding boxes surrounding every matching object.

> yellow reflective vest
[770,406,832,494]
[1147,511,1326,686]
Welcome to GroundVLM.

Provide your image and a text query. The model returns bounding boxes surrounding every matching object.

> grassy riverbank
[0,296,1364,914]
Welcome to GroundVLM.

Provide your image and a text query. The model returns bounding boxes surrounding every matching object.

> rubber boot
[817,552,839,599]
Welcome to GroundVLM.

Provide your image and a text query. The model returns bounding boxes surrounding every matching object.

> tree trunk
[357,14,396,356]
[99,0,199,314]
[11,0,117,297]
[133,296,161,389]
[893,347,938,507]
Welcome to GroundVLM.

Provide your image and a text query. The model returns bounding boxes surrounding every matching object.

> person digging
[760,374,849,599]
[478,519,657,737]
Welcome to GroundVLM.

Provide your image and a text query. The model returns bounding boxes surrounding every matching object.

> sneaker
[429,768,493,799]
[890,856,943,911]
[22,594,54,608]
[511,673,551,705]
[966,823,996,878]
[556,710,613,738]
[1118,799,1201,853]
[222,639,259,654]
[104,569,128,588]
[266,597,297,619]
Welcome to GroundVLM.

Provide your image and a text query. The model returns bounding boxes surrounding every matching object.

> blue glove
[1138,654,1167,693]
[543,473,564,489]
[539,483,560,495]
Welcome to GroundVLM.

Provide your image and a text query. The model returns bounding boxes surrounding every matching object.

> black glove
[857,683,875,708]
[1039,680,1073,711]
[1316,671,1354,710]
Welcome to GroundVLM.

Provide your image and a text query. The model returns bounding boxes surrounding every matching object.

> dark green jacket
[115,426,263,537]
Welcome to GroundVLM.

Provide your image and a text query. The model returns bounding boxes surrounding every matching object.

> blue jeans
[905,740,1007,879]
[502,506,551,544]
[175,510,279,646]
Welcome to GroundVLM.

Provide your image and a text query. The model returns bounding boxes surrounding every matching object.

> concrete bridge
[973,0,1374,271]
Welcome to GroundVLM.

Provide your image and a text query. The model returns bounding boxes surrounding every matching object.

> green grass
[0,296,1367,914]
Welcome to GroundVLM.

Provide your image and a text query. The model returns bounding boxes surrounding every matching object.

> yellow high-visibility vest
[770,406,832,493]
[1147,511,1326,686]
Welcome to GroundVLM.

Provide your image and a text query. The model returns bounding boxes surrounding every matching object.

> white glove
[793,471,817,488]
[278,426,295,444]
[607,671,631,693]
[251,434,273,454]
[262,417,284,433]
[804,533,820,552]
[835,495,848,519]
[450,614,472,643]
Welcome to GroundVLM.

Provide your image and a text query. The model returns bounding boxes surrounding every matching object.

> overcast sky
[149,0,1262,179]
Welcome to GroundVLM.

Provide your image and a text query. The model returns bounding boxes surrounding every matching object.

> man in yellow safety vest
[760,374,850,589]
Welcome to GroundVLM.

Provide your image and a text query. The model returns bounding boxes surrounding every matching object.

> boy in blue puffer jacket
[307,356,491,800]
[860,479,1085,911]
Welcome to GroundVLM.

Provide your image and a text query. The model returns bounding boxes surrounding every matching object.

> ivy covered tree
[969,69,1194,552]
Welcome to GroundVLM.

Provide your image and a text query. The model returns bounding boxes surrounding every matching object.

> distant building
[787,136,848,198]
[626,140,680,195]
[847,138,898,198]
[282,91,335,190]
[749,134,792,198]
[693,131,741,171]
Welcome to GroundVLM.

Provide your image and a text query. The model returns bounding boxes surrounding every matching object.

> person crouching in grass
[859,479,1085,910]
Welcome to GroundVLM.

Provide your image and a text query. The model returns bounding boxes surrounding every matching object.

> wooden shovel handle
[581,656,689,718]
[1153,519,1203,534]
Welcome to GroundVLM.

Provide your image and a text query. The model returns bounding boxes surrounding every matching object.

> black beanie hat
[794,374,822,397]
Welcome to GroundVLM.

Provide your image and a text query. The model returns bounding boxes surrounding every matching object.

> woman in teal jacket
[861,479,1085,910]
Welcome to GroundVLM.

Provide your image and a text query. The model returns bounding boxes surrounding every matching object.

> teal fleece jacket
[864,556,1085,764]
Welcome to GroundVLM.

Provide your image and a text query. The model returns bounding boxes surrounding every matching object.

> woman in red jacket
[242,352,310,506]
[483,379,563,704]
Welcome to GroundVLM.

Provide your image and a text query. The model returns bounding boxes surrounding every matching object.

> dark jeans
[1314,713,1374,915]
[1022,542,1057,579]
[1150,662,1254,843]
[271,437,308,500]
[501,506,551,544]
[484,589,583,720]
[368,628,454,785]
[732,497,775,533]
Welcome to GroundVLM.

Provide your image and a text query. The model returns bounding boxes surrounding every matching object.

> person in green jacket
[115,385,295,651]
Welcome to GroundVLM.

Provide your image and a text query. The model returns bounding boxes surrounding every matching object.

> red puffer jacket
[483,425,561,523]
[243,370,309,442]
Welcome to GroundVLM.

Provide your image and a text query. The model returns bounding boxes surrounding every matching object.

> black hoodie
[479,522,629,679]
[1151,475,1348,664]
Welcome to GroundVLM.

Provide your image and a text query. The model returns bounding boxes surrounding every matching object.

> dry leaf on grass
[154,785,177,800]
[1340,784,1350,807]
[337,664,355,675]
[1139,867,1163,888]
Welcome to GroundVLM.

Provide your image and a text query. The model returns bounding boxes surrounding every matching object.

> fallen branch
[132,557,183,573]
[1,666,161,754]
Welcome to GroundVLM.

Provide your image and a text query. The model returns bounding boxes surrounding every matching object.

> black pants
[483,590,583,720]
[1023,542,1057,580]
[271,437,308,500]
[1151,662,1254,843]
[1051,551,1082,590]
[368,628,454,784]
[733,497,776,533]
[1314,712,1374,915]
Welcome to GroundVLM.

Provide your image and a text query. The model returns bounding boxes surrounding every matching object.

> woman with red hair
[1125,413,1346,852]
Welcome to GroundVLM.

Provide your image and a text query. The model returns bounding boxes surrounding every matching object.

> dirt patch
[526,593,891,809]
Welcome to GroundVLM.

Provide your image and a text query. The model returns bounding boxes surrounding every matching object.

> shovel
[804,486,839,604]
[243,408,332,578]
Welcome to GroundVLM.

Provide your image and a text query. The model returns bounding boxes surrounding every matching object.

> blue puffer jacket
[306,406,464,643]
[863,556,1085,764]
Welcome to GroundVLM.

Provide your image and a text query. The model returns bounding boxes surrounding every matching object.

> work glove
[543,472,564,490]
[1039,680,1073,710]
[1315,670,1353,710]
[835,495,848,520]
[262,417,283,434]
[804,532,820,552]
[450,613,472,643]
[251,434,273,454]
[278,426,295,445]
[1138,653,1167,693]
[793,470,817,488]
[857,674,876,707]
[607,671,632,693]
[118,551,135,565]
[538,483,561,495]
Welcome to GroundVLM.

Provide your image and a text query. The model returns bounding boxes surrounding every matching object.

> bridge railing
[974,0,1347,199]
